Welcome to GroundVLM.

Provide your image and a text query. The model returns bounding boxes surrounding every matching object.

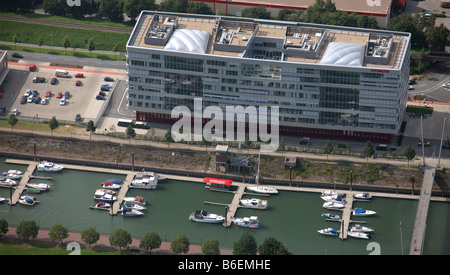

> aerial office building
[126,11,411,144]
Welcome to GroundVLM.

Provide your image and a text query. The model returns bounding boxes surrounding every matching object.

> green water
[0,158,449,255]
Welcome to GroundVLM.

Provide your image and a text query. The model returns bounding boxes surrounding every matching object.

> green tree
[12,32,19,49]
[62,35,70,54]
[202,238,220,255]
[259,237,291,255]
[81,227,100,247]
[43,0,68,16]
[159,0,188,13]
[403,145,416,167]
[363,141,375,162]
[233,232,257,255]
[109,228,132,251]
[387,14,426,48]
[39,35,44,52]
[86,120,96,140]
[170,234,190,255]
[48,116,59,136]
[165,129,174,145]
[323,140,333,160]
[16,220,39,241]
[126,124,136,144]
[187,2,214,15]
[242,6,271,19]
[425,23,450,51]
[87,38,95,56]
[99,0,124,22]
[0,219,8,238]
[140,231,162,254]
[48,224,69,245]
[7,113,18,132]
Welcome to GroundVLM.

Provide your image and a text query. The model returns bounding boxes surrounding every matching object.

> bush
[406,105,433,114]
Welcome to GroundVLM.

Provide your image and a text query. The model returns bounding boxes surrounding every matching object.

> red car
[45,90,51,97]
[29,65,36,71]
[74,73,84,78]
[56,91,62,98]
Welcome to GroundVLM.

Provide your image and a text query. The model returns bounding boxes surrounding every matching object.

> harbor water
[0,158,449,255]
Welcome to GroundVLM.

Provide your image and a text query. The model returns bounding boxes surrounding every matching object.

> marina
[0,157,449,254]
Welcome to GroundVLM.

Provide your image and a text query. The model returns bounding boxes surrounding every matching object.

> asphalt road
[409,61,450,102]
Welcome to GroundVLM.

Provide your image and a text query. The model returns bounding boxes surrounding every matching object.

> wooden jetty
[9,164,37,205]
[111,174,135,215]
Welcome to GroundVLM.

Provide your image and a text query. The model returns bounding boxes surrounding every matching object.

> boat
[26,183,51,191]
[96,189,116,195]
[131,171,159,189]
[317,228,339,237]
[323,200,345,209]
[101,181,121,190]
[0,197,6,203]
[18,195,37,206]
[0,178,18,187]
[353,193,372,200]
[122,196,147,206]
[348,231,370,239]
[122,201,146,211]
[189,210,225,223]
[246,186,278,194]
[94,201,111,209]
[321,213,341,220]
[121,207,144,216]
[106,179,122,185]
[93,190,117,202]
[232,216,260,229]
[2,171,22,180]
[37,161,64,172]
[240,198,268,209]
[349,224,374,233]
[25,188,41,194]
[321,191,345,202]
[352,208,376,216]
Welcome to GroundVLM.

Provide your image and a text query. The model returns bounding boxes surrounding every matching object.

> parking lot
[7,65,116,123]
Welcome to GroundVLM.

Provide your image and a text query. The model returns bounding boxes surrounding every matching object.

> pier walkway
[111,174,135,215]
[8,163,36,205]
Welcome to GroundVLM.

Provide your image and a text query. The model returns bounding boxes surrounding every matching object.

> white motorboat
[18,195,37,206]
[348,231,370,239]
[131,171,159,189]
[240,198,268,209]
[321,191,345,202]
[232,216,260,229]
[189,210,225,223]
[93,190,117,202]
[94,201,111,209]
[246,186,278,194]
[37,161,64,172]
[352,208,376,216]
[122,201,146,211]
[121,207,144,216]
[106,179,123,185]
[122,196,147,206]
[26,183,51,191]
[0,178,18,187]
[317,228,339,237]
[353,193,372,200]
[321,213,341,221]
[349,224,374,233]
[101,181,121,190]
[2,171,22,180]
[0,197,6,203]
[323,200,345,209]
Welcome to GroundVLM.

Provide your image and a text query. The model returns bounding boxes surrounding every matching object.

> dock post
[131,152,135,172]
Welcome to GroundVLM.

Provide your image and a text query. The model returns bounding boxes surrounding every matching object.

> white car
[27,95,34,103]
[60,98,66,106]
[41,98,47,105]
[408,85,414,90]
[25,89,31,96]
[442,83,450,89]
[12,108,18,116]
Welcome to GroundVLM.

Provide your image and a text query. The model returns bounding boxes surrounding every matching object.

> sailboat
[246,151,278,194]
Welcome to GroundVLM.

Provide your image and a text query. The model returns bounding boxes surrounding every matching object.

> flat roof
[128,11,410,70]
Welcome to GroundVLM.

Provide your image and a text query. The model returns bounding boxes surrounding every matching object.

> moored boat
[26,183,51,191]
[122,201,146,211]
[0,197,6,203]
[348,231,370,239]
[106,179,123,185]
[122,196,147,206]
[18,195,37,206]
[353,193,372,200]
[240,198,268,209]
[246,186,278,194]
[321,191,345,202]
[321,213,341,220]
[232,216,260,229]
[121,207,144,216]
[352,208,376,216]
[317,228,339,237]
[189,210,225,223]
[37,161,64,172]
[349,224,374,233]
[323,200,345,209]
[131,171,159,189]
[94,201,111,209]
[101,181,121,190]
[0,178,18,187]
[93,190,117,202]
[2,171,22,180]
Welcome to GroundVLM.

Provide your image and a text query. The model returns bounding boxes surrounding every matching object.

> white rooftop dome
[320,42,364,66]
[164,29,210,54]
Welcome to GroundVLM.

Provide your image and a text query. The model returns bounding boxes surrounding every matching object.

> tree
[48,116,59,136]
[187,2,214,15]
[86,120,96,140]
[81,227,100,247]
[140,231,162,254]
[363,141,375,162]
[425,23,450,51]
[16,220,39,241]
[170,234,190,255]
[48,224,69,245]
[259,237,291,255]
[7,113,18,132]
[99,0,124,22]
[403,145,416,167]
[126,124,136,143]
[0,219,8,239]
[38,35,44,52]
[109,228,132,251]
[323,140,333,160]
[12,32,19,49]
[202,238,220,255]
[165,129,174,145]
[124,0,156,21]
[233,232,257,255]
[87,38,95,56]
[159,0,188,13]
[387,14,426,48]
[279,138,286,151]
[242,6,271,19]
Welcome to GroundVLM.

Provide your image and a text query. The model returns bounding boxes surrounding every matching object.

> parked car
[12,52,23,58]
[56,91,63,98]
[442,83,450,89]
[408,85,414,90]
[25,89,31,96]
[45,90,51,97]
[104,77,114,82]
[60,98,66,105]
[27,95,34,103]
[75,114,81,122]
[98,91,106,96]
[75,80,82,86]
[41,98,47,105]
[0,106,5,115]
[96,95,105,100]
[51,78,57,85]
[12,108,18,116]
[32,90,38,97]
[20,96,27,104]
[74,73,84,78]
[64,91,70,99]
[29,64,36,71]
[34,97,41,104]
